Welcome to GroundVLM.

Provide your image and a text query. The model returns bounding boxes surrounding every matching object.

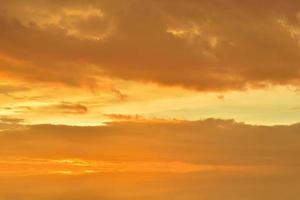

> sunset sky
[0,0,300,199]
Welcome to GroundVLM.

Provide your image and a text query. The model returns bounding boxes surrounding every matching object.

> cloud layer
[1,119,300,200]
[1,0,300,90]
[1,119,300,167]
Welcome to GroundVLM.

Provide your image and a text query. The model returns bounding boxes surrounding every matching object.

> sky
[0,0,300,199]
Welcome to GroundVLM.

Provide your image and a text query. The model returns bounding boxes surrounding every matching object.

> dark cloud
[104,114,169,121]
[55,102,89,114]
[25,102,89,115]
[0,0,300,90]
[105,114,145,121]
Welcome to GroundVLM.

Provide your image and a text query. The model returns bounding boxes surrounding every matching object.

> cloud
[0,116,24,131]
[22,102,89,116]
[0,84,29,95]
[0,157,277,177]
[0,118,299,199]
[55,102,89,114]
[104,114,181,122]
[0,118,300,168]
[105,114,147,121]
[0,116,23,124]
[0,0,300,91]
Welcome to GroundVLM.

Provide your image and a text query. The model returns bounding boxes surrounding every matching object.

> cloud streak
[0,157,279,177]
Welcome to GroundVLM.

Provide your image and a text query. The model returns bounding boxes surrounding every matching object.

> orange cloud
[0,116,24,131]
[0,119,299,199]
[1,0,300,91]
[0,157,280,177]
[1,119,299,168]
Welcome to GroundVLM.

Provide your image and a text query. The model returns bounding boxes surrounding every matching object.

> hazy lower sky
[0,0,300,199]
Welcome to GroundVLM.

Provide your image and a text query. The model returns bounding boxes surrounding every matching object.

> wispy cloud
[0,157,281,177]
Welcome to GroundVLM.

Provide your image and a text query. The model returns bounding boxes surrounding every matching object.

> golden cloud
[0,119,299,167]
[0,118,299,199]
[0,0,300,91]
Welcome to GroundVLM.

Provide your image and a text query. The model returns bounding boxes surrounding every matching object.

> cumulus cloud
[0,0,300,90]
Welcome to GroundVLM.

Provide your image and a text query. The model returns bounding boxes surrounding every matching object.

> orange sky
[0,0,300,199]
